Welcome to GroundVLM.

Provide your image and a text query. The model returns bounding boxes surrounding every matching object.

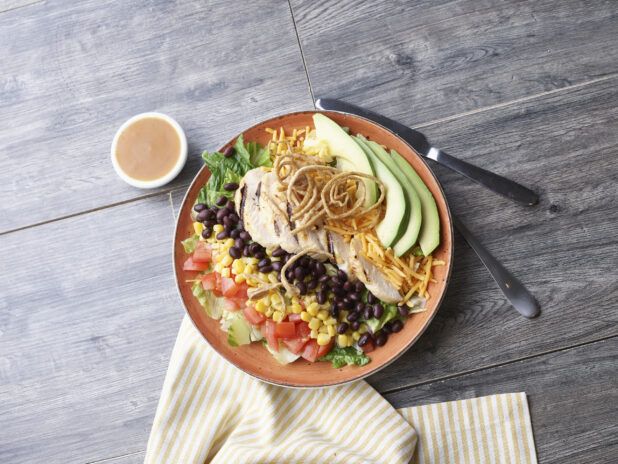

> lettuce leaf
[365,302,399,333]
[181,234,200,253]
[319,346,370,368]
[191,280,224,319]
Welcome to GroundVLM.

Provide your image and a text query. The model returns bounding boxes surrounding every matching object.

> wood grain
[0,196,182,463]
[385,338,618,464]
[291,0,618,126]
[0,0,43,13]
[0,0,313,233]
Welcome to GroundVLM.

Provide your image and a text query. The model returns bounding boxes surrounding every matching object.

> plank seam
[85,449,144,464]
[379,333,618,396]
[0,0,44,15]
[287,0,316,107]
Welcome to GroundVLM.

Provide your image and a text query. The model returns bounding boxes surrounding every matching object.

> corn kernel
[291,304,303,314]
[337,334,348,346]
[358,325,368,334]
[214,263,223,273]
[261,295,271,306]
[213,224,224,233]
[265,308,273,318]
[193,222,205,235]
[220,267,231,278]
[255,300,267,313]
[245,264,256,274]
[300,311,312,322]
[352,331,360,341]
[224,238,235,248]
[318,325,328,334]
[246,257,258,265]
[234,274,246,284]
[317,333,331,346]
[232,260,245,274]
[308,318,321,330]
[220,255,233,267]
[327,325,336,337]
[268,273,278,284]
[307,304,319,317]
[317,310,329,321]
[266,248,272,257]
[247,278,258,287]
[292,296,300,305]
[324,317,337,326]
[271,298,283,311]
[310,329,319,339]
[272,311,284,322]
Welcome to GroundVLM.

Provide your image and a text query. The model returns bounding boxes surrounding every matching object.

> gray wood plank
[172,77,618,392]
[0,0,313,234]
[384,338,618,464]
[88,451,145,464]
[291,0,618,126]
[0,0,43,13]
[0,196,182,463]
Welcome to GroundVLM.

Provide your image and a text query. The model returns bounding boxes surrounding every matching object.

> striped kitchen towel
[145,316,537,464]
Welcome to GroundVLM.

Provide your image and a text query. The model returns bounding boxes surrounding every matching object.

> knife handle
[426,148,539,206]
[452,215,540,318]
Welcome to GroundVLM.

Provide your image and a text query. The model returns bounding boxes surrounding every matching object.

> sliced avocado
[227,315,252,346]
[353,136,407,248]
[362,137,422,256]
[312,114,377,206]
[391,150,440,255]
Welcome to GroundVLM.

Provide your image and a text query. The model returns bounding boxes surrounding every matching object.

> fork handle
[426,148,539,205]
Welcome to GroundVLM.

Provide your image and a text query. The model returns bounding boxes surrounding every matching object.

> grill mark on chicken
[239,185,247,220]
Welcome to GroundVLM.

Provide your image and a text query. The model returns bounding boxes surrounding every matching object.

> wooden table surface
[1,1,616,463]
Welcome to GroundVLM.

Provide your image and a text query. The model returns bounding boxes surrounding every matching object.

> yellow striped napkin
[145,316,537,464]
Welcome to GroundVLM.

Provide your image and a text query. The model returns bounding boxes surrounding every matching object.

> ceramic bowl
[173,111,453,387]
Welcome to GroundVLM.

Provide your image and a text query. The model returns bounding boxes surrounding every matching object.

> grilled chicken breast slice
[260,173,302,254]
[349,238,402,303]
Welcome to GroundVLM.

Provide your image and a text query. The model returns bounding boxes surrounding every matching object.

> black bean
[254,251,266,259]
[239,231,251,241]
[243,245,251,257]
[258,258,271,268]
[358,333,372,347]
[355,301,365,313]
[223,225,231,235]
[216,231,228,240]
[337,301,348,311]
[223,216,233,228]
[216,209,227,223]
[271,247,286,258]
[316,290,327,305]
[234,238,244,249]
[354,281,365,293]
[223,182,239,191]
[285,269,294,280]
[347,311,359,322]
[201,228,212,239]
[337,269,347,281]
[225,200,235,210]
[350,320,360,331]
[276,272,281,281]
[382,321,393,334]
[318,274,330,283]
[349,292,360,301]
[229,212,240,223]
[307,279,318,290]
[343,281,353,292]
[237,220,244,230]
[333,287,345,297]
[203,219,216,228]
[205,209,216,220]
[284,254,293,263]
[194,203,207,213]
[229,246,241,259]
[216,196,227,207]
[367,292,377,304]
[259,265,273,273]
[209,205,219,214]
[375,332,387,346]
[196,210,209,222]
[296,282,307,295]
[330,303,339,318]
[223,146,234,158]
[397,305,408,317]
[337,322,348,334]
[249,243,261,254]
[300,256,310,268]
[294,267,306,281]
[315,262,326,276]
[391,320,404,333]
[363,306,373,320]
[343,296,352,306]
[373,303,384,319]
[271,261,283,272]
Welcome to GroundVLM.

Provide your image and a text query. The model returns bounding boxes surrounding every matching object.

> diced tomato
[361,339,375,353]
[243,305,265,325]
[316,338,334,358]
[235,282,249,299]
[199,273,217,291]
[223,298,241,312]
[263,320,278,352]
[183,257,209,272]
[282,337,308,354]
[220,277,240,297]
[192,243,212,263]
[301,339,320,362]
[274,321,296,338]
[288,313,302,322]
[295,321,311,340]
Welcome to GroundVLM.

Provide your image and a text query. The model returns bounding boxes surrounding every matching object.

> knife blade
[315,98,539,206]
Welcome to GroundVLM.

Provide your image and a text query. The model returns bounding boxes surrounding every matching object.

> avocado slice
[352,136,407,248]
[361,138,422,256]
[312,114,377,206]
[390,149,440,255]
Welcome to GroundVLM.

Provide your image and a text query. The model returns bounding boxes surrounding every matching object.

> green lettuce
[365,302,400,333]
[181,234,200,253]
[191,280,224,319]
[319,346,370,368]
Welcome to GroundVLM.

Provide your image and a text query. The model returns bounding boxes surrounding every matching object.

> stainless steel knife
[315,98,539,206]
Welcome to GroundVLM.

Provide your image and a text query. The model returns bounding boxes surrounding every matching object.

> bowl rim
[110,111,188,189]
[172,109,454,388]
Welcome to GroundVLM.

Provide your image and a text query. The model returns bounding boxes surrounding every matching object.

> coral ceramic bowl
[173,111,453,388]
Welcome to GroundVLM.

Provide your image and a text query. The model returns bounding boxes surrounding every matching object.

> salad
[181,114,444,368]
